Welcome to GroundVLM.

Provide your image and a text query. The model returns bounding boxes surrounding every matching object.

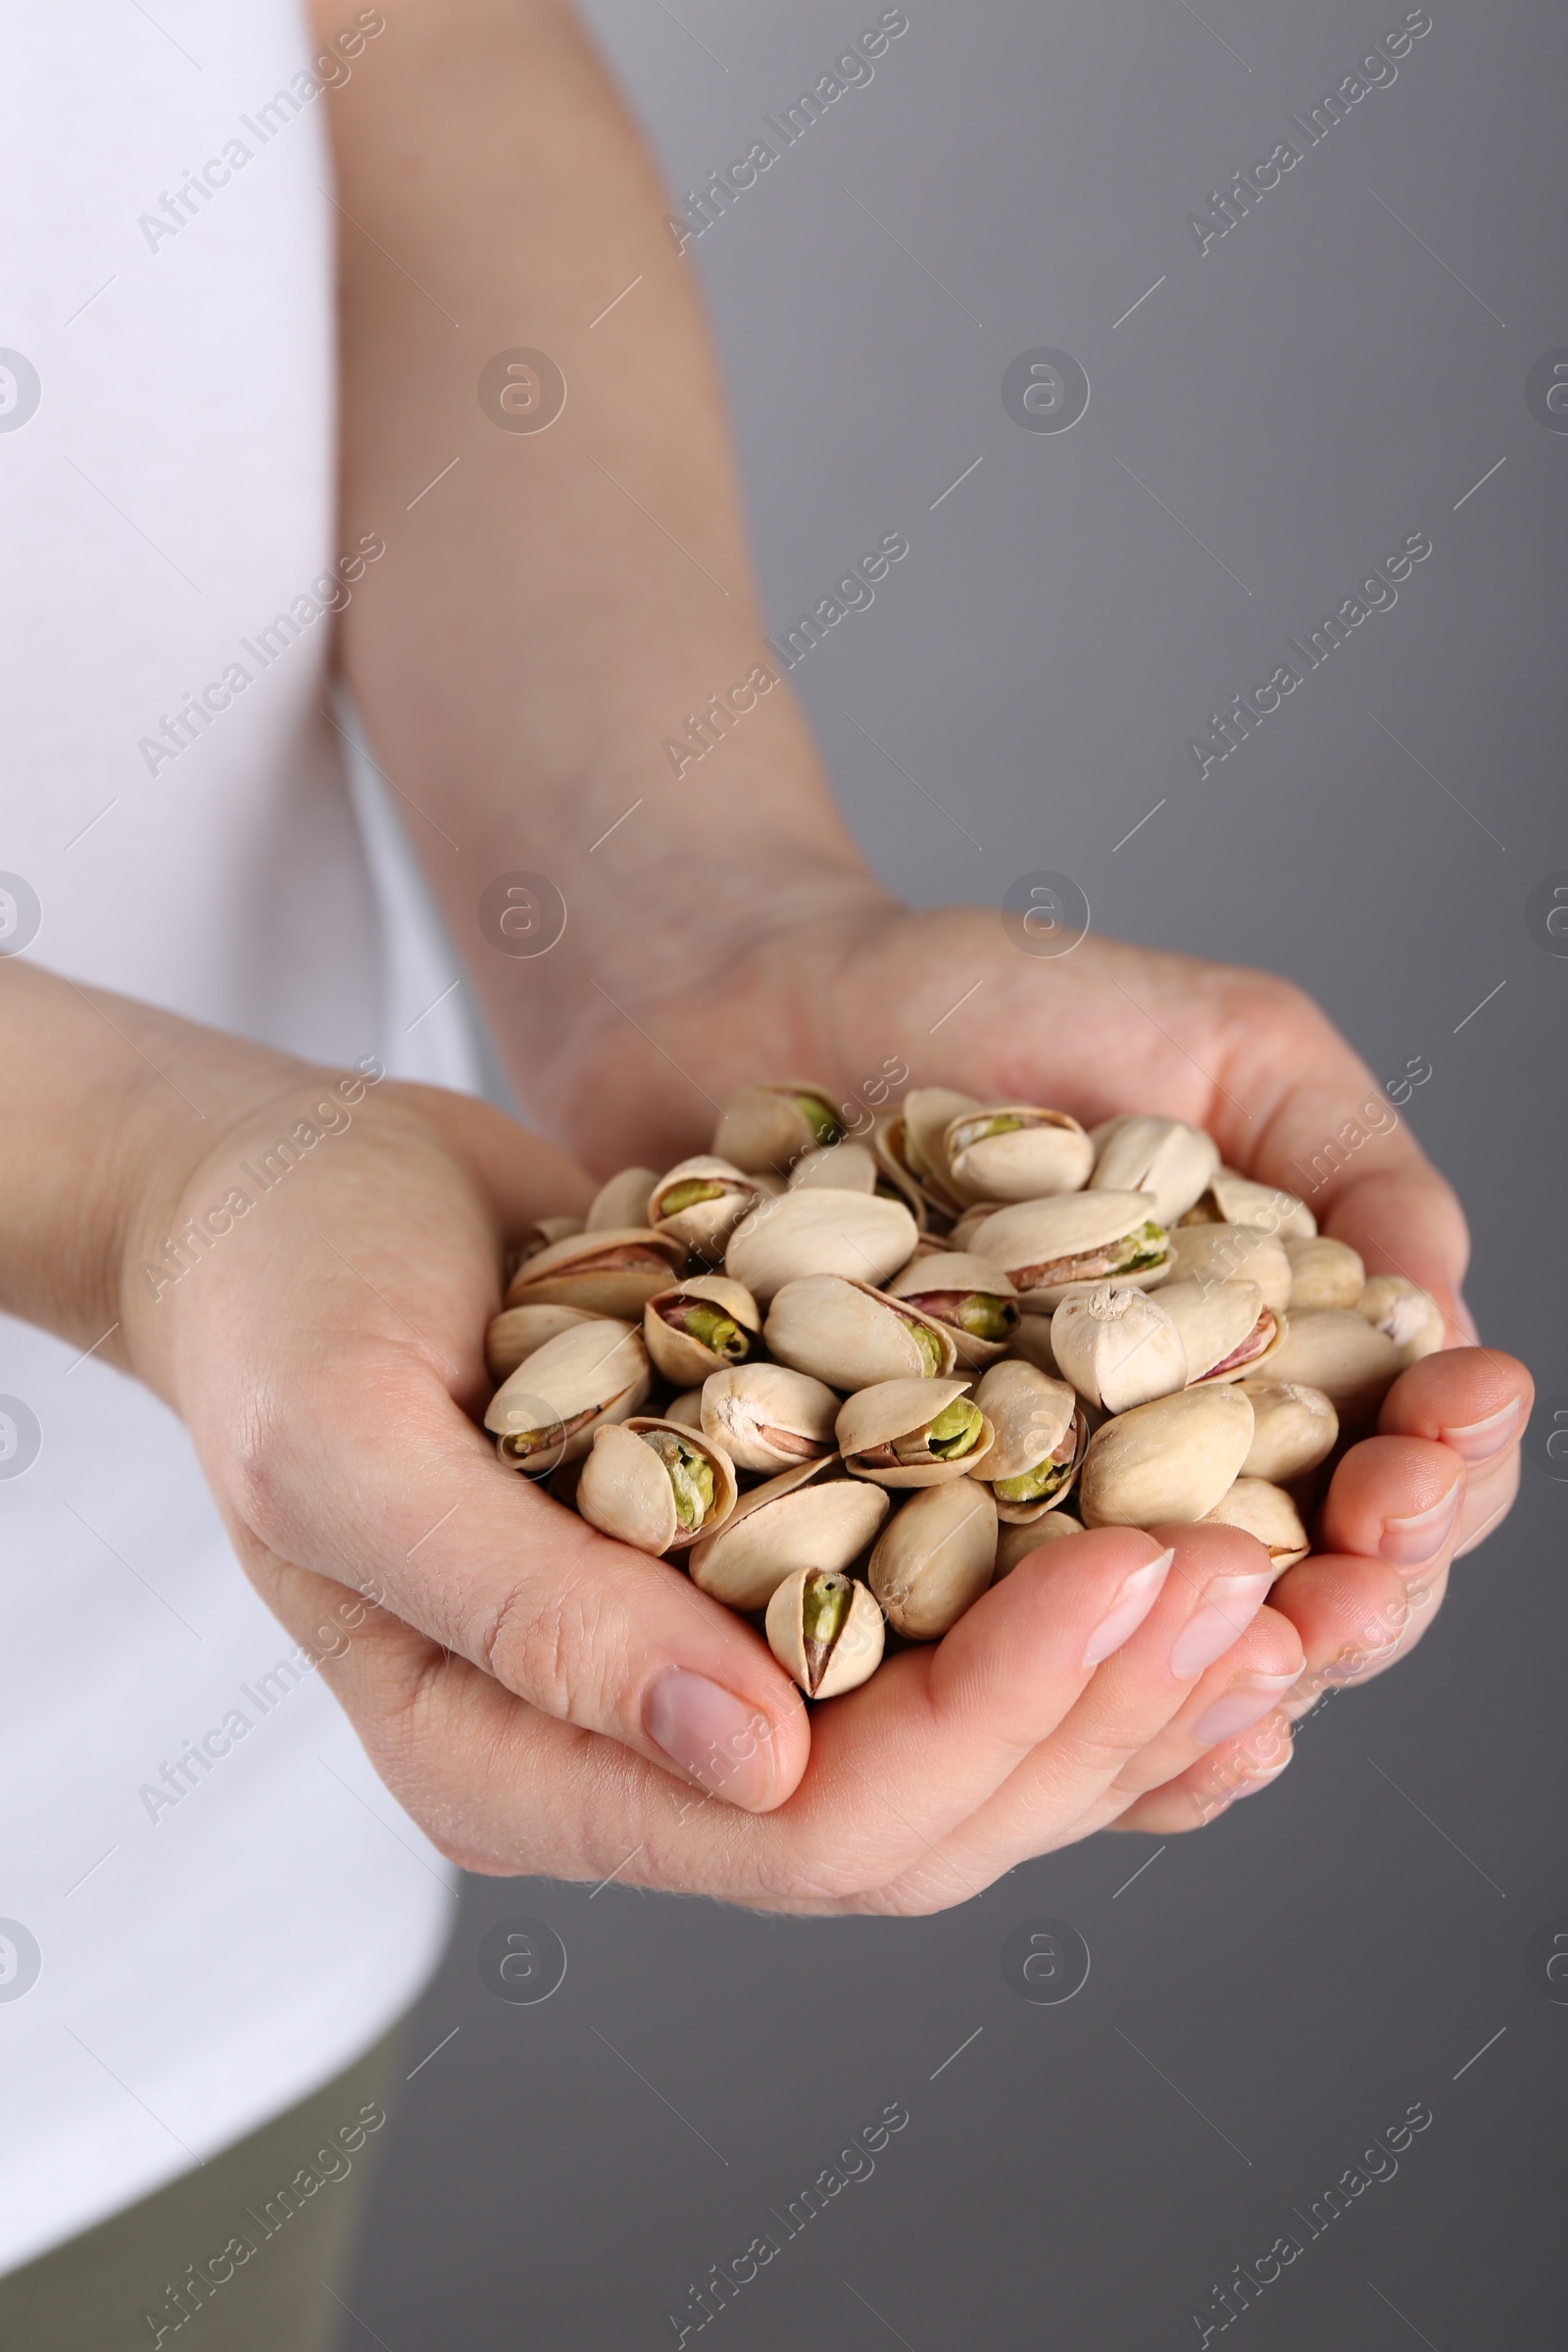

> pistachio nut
[764,1275,957,1389]
[1260,1308,1402,1428]
[948,1200,1006,1253]
[1153,1278,1286,1385]
[995,1511,1085,1580]
[788,1141,880,1195]
[664,1388,706,1432]
[648,1155,764,1262]
[1003,1315,1062,1378]
[642,1273,760,1386]
[1233,1379,1338,1482]
[485,1300,596,1386]
[577,1416,738,1554]
[972,1360,1087,1521]
[869,1478,999,1639]
[689,1455,890,1609]
[1179,1168,1317,1241]
[1088,1116,1221,1227]
[942,1104,1094,1204]
[1166,1223,1292,1315]
[712,1082,844,1175]
[1283,1236,1366,1311]
[872,1088,980,1218]
[968,1191,1172,1310]
[765,1566,885,1698]
[504,1214,585,1288]
[1049,1283,1188,1413]
[726,1189,918,1305]
[1353,1275,1445,1363]
[1078,1385,1255,1527]
[835,1378,995,1489]
[585,1166,659,1232]
[1200,1477,1309,1571]
[700,1363,840,1475]
[484,1317,652,1471]
[503,1226,686,1319]
[884,1250,1021,1368]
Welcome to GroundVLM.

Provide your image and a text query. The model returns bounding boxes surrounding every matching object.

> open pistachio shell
[884,1250,1020,1368]
[1284,1236,1366,1311]
[869,1479,999,1638]
[1235,1380,1339,1481]
[835,1378,995,1489]
[1088,1116,1221,1227]
[873,1091,978,1219]
[724,1188,918,1305]
[585,1167,659,1232]
[577,1415,738,1554]
[648,1155,763,1262]
[788,1141,879,1195]
[948,1200,1005,1253]
[765,1566,885,1698]
[969,1191,1171,1310]
[1353,1276,1445,1363]
[503,1226,686,1319]
[942,1104,1094,1204]
[973,1360,1087,1521]
[689,1455,889,1610]
[1180,1168,1317,1242]
[995,1511,1085,1580]
[764,1276,957,1389]
[1153,1279,1287,1385]
[1200,1477,1309,1571]
[1078,1385,1255,1527]
[1004,1316,1062,1377]
[700,1363,840,1475]
[1049,1284,1188,1413]
[665,1388,706,1432]
[485,1301,597,1386]
[484,1318,652,1471]
[1261,1308,1402,1427]
[712,1082,844,1175]
[1167,1224,1293,1315]
[642,1274,760,1386]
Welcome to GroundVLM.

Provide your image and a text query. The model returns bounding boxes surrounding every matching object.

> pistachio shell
[1235,1380,1339,1481]
[700,1363,840,1475]
[1088,1116,1221,1226]
[642,1273,760,1385]
[765,1276,958,1389]
[1049,1284,1189,1412]
[972,1360,1087,1520]
[869,1479,999,1638]
[1353,1276,1445,1363]
[665,1388,706,1432]
[948,1200,1006,1253]
[969,1192,1171,1310]
[1200,1477,1309,1570]
[884,1250,1020,1368]
[712,1082,843,1175]
[1078,1386,1255,1527]
[868,1110,937,1224]
[995,1512,1085,1579]
[835,1378,995,1488]
[724,1188,918,1304]
[483,1318,652,1470]
[503,1226,686,1318]
[1004,1316,1062,1377]
[901,1086,984,1206]
[1153,1279,1287,1385]
[942,1104,1094,1204]
[1181,1168,1317,1241]
[689,1456,890,1609]
[1167,1224,1293,1315]
[765,1566,885,1698]
[485,1301,596,1386]
[1260,1308,1402,1427]
[577,1415,738,1553]
[585,1167,659,1231]
[647,1155,763,1261]
[788,1141,879,1194]
[1284,1236,1366,1311]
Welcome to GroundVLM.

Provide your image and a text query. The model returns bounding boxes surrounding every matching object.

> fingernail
[1379,1486,1460,1565]
[644,1670,776,1811]
[1169,1573,1273,1680]
[1082,1547,1174,1668]
[1439,1399,1519,1464]
[1192,1674,1299,1746]
[1232,1751,1293,1800]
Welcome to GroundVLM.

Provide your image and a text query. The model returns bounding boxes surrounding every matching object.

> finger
[1318,1434,1465,1568]
[1267,1545,1446,1711]
[1378,1346,1533,1466]
[1110,1716,1296,1837]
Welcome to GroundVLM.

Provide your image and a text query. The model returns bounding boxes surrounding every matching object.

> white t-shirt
[0,1,473,2271]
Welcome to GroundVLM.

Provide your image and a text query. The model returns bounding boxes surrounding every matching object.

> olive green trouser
[0,2025,403,2351]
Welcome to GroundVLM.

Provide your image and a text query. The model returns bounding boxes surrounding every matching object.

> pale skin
[0,0,1530,1914]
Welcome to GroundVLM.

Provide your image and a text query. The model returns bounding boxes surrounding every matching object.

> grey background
[341,2,1568,2344]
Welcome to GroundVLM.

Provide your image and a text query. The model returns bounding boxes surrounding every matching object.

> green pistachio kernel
[795,1093,843,1150]
[1115,1218,1168,1274]
[641,1431,716,1530]
[659,1178,732,1217]
[994,1454,1071,1504]
[906,1316,947,1376]
[801,1570,852,1650]
[675,1302,748,1361]
[965,1113,1026,1142]
[951,1292,1016,1343]
[922,1398,985,1460]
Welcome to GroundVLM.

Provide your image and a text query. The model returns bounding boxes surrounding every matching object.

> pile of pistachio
[483,1087,1444,1701]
